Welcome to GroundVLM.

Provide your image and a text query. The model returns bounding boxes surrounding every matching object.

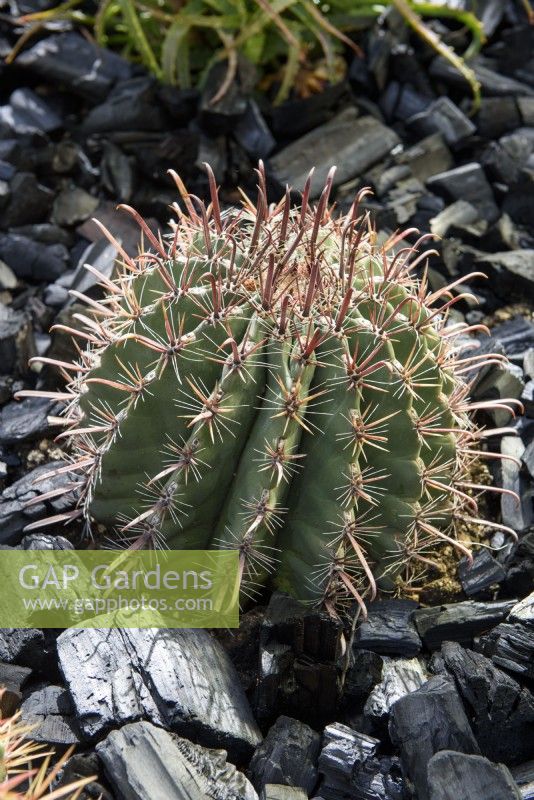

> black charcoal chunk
[478,623,534,680]
[426,162,499,223]
[353,600,421,657]
[459,549,506,596]
[269,108,400,198]
[96,720,258,800]
[57,627,261,759]
[389,675,480,800]
[434,641,534,764]
[414,600,515,650]
[0,398,54,445]
[427,751,522,800]
[364,657,428,728]
[15,33,132,102]
[248,716,320,795]
[52,187,99,227]
[409,96,475,145]
[0,233,68,282]
[0,89,62,137]
[2,173,54,228]
[234,100,275,160]
[21,685,80,745]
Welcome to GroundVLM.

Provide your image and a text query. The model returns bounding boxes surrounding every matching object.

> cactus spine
[23,165,520,613]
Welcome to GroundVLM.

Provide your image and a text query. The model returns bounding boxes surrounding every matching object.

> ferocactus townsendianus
[23,164,520,614]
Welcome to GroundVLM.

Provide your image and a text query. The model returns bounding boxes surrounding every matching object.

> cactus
[22,165,520,614]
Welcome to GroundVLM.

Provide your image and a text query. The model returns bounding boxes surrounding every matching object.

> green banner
[0,550,239,628]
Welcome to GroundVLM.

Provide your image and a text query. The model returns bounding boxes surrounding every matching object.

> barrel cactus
[24,165,519,614]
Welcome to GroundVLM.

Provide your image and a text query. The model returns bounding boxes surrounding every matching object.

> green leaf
[162,17,191,86]
[242,30,265,64]
[116,0,163,78]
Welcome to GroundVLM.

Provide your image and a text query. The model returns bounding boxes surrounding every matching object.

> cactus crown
[25,164,519,614]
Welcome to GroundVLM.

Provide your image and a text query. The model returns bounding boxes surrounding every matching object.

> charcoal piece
[353,600,421,657]
[21,685,80,745]
[343,649,384,706]
[389,675,480,800]
[478,315,534,361]
[318,722,406,800]
[256,593,342,727]
[0,397,55,445]
[380,81,432,123]
[430,56,534,97]
[509,592,534,627]
[475,250,534,302]
[427,751,522,800]
[126,131,198,183]
[471,358,524,426]
[502,169,534,231]
[157,85,199,125]
[234,100,275,160]
[0,629,45,671]
[409,96,475,145]
[2,172,54,228]
[52,752,113,800]
[10,223,72,247]
[430,200,481,238]
[0,661,31,716]
[248,716,320,795]
[15,32,132,102]
[0,233,68,282]
[364,657,428,728]
[525,348,534,379]
[261,787,307,800]
[500,436,533,532]
[21,533,73,550]
[0,259,17,289]
[262,592,343,662]
[414,600,515,650]
[81,77,168,134]
[270,82,349,140]
[479,0,505,35]
[482,140,527,185]
[200,58,256,132]
[478,623,534,679]
[522,381,534,417]
[57,627,261,758]
[101,142,135,203]
[319,723,379,779]
[51,140,81,174]
[522,438,534,480]
[458,549,506,596]
[519,97,534,126]
[52,187,99,227]
[511,759,534,800]
[0,88,62,137]
[0,160,15,181]
[269,108,400,198]
[96,720,258,800]
[0,460,77,545]
[478,97,522,138]
[0,303,35,376]
[0,179,10,212]
[426,162,499,223]
[435,641,534,764]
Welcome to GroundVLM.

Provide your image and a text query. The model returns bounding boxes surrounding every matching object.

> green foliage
[24,166,518,613]
[12,0,484,106]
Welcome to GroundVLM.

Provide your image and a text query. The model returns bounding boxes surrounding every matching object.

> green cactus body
[25,166,518,612]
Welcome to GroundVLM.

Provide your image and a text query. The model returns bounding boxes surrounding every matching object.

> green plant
[0,692,93,799]
[10,0,486,107]
[21,165,520,613]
